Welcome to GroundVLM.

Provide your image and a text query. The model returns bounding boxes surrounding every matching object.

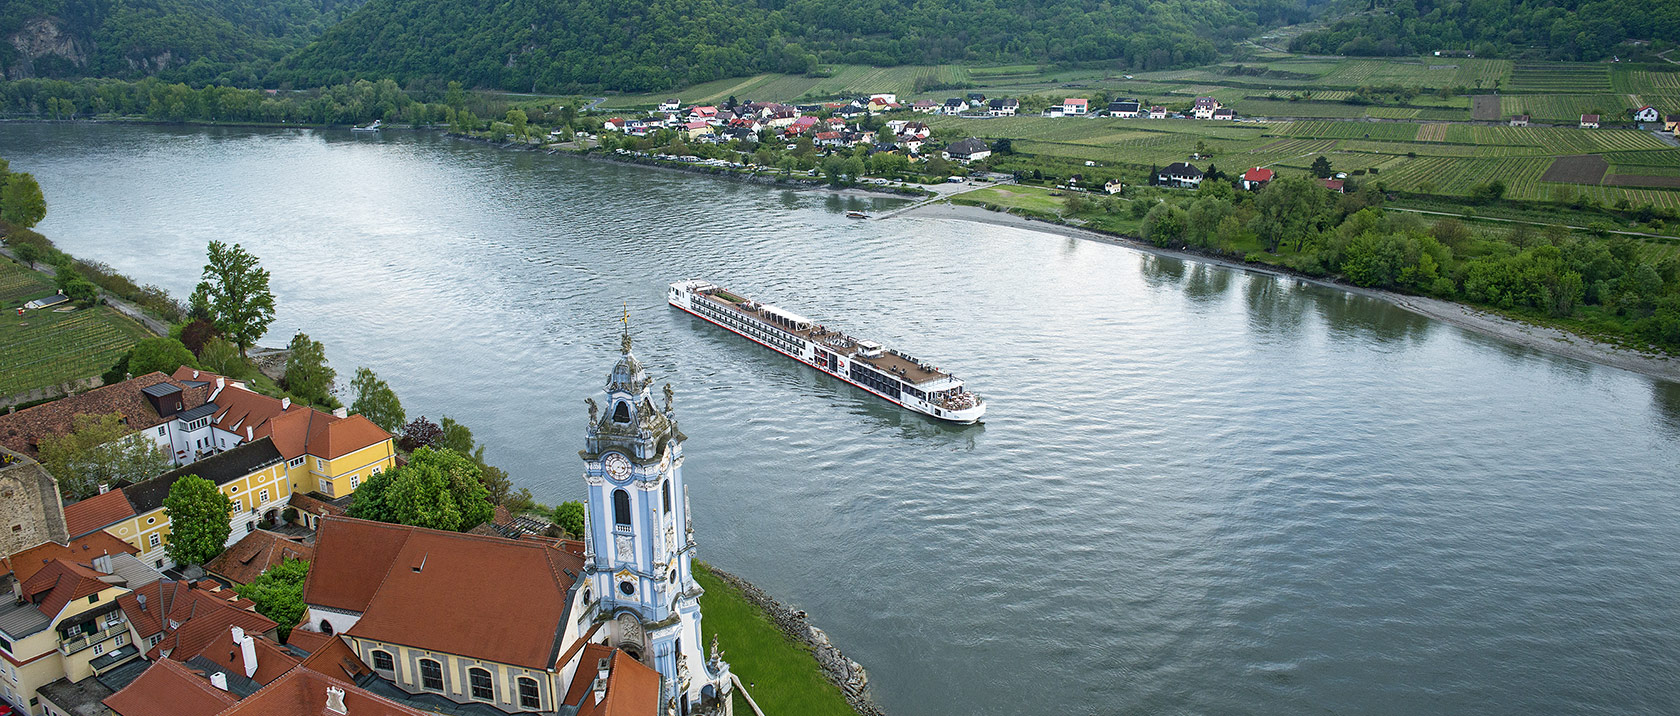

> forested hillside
[1290,0,1680,60]
[0,0,365,84]
[275,0,1323,93]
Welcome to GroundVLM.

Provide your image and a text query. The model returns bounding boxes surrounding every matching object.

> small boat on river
[846,211,869,219]
[351,119,383,132]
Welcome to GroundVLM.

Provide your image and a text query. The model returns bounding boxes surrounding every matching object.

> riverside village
[0,319,748,716]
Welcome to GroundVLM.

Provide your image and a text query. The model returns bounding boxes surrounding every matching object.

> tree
[346,446,492,531]
[1142,203,1189,247]
[178,319,219,354]
[505,108,528,139]
[1,172,47,229]
[397,416,443,452]
[925,155,951,177]
[234,557,309,639]
[1470,179,1507,205]
[53,263,99,307]
[127,337,198,376]
[1310,155,1334,178]
[1252,176,1335,252]
[435,416,511,504]
[163,475,233,566]
[553,500,585,539]
[197,336,245,376]
[282,332,336,407]
[349,367,405,431]
[39,413,174,500]
[197,241,275,357]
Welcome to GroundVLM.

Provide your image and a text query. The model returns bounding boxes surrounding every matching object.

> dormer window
[612,401,631,423]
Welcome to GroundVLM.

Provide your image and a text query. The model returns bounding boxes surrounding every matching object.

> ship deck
[696,289,951,386]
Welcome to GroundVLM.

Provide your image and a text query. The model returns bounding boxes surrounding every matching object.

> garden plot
[1539,154,1609,184]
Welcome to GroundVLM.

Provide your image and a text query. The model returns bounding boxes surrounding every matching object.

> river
[4,124,1678,715]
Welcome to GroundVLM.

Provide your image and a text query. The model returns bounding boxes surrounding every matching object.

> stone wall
[706,567,885,716]
[0,447,69,555]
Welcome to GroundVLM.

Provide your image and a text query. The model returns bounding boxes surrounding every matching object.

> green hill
[1290,0,1680,61]
[274,0,1326,93]
[1,0,367,85]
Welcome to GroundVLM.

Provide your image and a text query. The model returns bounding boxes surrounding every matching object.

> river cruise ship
[669,280,985,423]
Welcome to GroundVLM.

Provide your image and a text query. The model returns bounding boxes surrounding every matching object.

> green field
[0,260,151,397]
[952,184,1073,215]
[695,563,856,716]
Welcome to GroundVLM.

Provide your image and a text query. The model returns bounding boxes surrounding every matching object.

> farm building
[1148,106,1167,119]
[1108,101,1140,118]
[1104,180,1124,194]
[1241,167,1274,191]
[1509,115,1530,127]
[987,98,1019,116]
[23,293,70,310]
[1580,114,1600,129]
[944,138,993,163]
[1212,108,1235,121]
[1320,178,1345,193]
[1158,162,1203,188]
[1633,105,1659,123]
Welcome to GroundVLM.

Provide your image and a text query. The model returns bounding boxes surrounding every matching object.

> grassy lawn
[0,259,152,397]
[695,563,856,716]
[952,184,1068,215]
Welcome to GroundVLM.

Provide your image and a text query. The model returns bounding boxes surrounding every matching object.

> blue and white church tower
[581,320,732,715]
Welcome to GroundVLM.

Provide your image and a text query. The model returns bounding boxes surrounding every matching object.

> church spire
[621,302,632,354]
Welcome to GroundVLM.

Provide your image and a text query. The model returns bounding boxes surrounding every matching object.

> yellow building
[0,559,142,716]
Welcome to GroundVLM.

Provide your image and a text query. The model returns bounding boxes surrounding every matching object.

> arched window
[371,650,394,672]
[419,659,444,691]
[518,677,542,709]
[662,480,671,513]
[613,489,631,526]
[468,667,494,701]
[319,620,334,635]
[612,401,631,423]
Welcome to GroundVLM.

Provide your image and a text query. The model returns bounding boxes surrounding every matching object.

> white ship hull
[669,280,985,424]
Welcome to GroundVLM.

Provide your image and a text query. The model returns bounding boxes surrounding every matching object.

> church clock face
[604,452,632,481]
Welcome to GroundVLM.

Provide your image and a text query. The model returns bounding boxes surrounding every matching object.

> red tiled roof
[23,558,111,617]
[278,628,334,656]
[1242,167,1274,183]
[298,630,371,682]
[220,665,427,716]
[118,579,273,648]
[564,643,614,707]
[203,530,313,587]
[575,649,662,716]
[0,372,206,458]
[191,627,302,686]
[287,491,346,518]
[307,516,584,669]
[169,367,391,462]
[2,531,138,581]
[104,658,237,716]
[63,489,138,538]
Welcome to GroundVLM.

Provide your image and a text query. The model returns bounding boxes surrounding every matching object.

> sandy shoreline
[898,202,1680,384]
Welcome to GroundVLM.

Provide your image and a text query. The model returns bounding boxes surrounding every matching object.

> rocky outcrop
[706,567,886,716]
[6,17,90,79]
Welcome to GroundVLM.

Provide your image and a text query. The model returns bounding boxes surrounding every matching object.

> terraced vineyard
[0,261,151,397]
[1508,64,1612,92]
[1500,94,1636,123]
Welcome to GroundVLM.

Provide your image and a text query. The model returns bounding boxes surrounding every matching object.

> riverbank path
[0,245,169,336]
[875,176,1014,220]
[1386,207,1680,240]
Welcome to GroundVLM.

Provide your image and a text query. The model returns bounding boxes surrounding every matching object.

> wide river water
[5,124,1679,715]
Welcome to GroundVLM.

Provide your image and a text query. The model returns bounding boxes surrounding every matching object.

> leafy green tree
[234,558,309,640]
[1142,202,1188,247]
[435,416,512,504]
[163,475,233,566]
[53,263,99,307]
[346,447,491,532]
[349,367,405,432]
[1252,176,1334,252]
[196,241,275,357]
[1,172,47,229]
[283,332,336,407]
[40,413,174,500]
[505,109,528,139]
[127,337,198,376]
[553,500,586,539]
[925,155,951,177]
[197,336,245,376]
[1310,155,1333,178]
[1469,180,1507,205]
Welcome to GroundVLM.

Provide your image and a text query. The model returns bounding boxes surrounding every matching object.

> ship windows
[613,489,632,526]
[612,401,631,423]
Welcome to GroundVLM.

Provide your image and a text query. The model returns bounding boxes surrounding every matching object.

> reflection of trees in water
[1243,274,1315,335]
[1313,288,1434,346]
[1137,253,1187,289]
[1181,263,1234,304]
[1650,380,1680,440]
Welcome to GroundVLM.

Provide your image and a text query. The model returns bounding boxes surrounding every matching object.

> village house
[1062,98,1088,116]
[601,118,626,132]
[1666,114,1680,133]
[942,98,967,115]
[912,99,938,113]
[202,528,312,587]
[1158,162,1204,188]
[1104,179,1124,194]
[1212,107,1235,121]
[1241,166,1274,191]
[987,98,1019,116]
[1510,114,1530,127]
[686,106,718,122]
[901,122,930,139]
[815,131,846,147]
[1042,106,1064,118]
[967,92,987,106]
[1633,105,1660,123]
[1108,100,1140,118]
[657,99,679,112]
[1320,178,1346,193]
[684,120,713,140]
[1580,114,1600,129]
[1148,106,1168,119]
[900,136,925,153]
[1193,97,1222,119]
[944,137,992,163]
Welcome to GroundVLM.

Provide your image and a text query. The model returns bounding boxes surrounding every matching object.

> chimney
[192,370,200,379]
[98,484,110,494]
[593,657,610,704]
[137,593,147,610]
[240,632,258,679]
[326,685,347,715]
[281,397,290,410]
[210,672,228,691]
[332,407,348,419]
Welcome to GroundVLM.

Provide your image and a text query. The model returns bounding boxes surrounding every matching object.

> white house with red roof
[602,118,626,132]
[1193,97,1222,119]
[1580,114,1600,128]
[1062,98,1088,115]
[1633,105,1660,123]
[1241,166,1275,191]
